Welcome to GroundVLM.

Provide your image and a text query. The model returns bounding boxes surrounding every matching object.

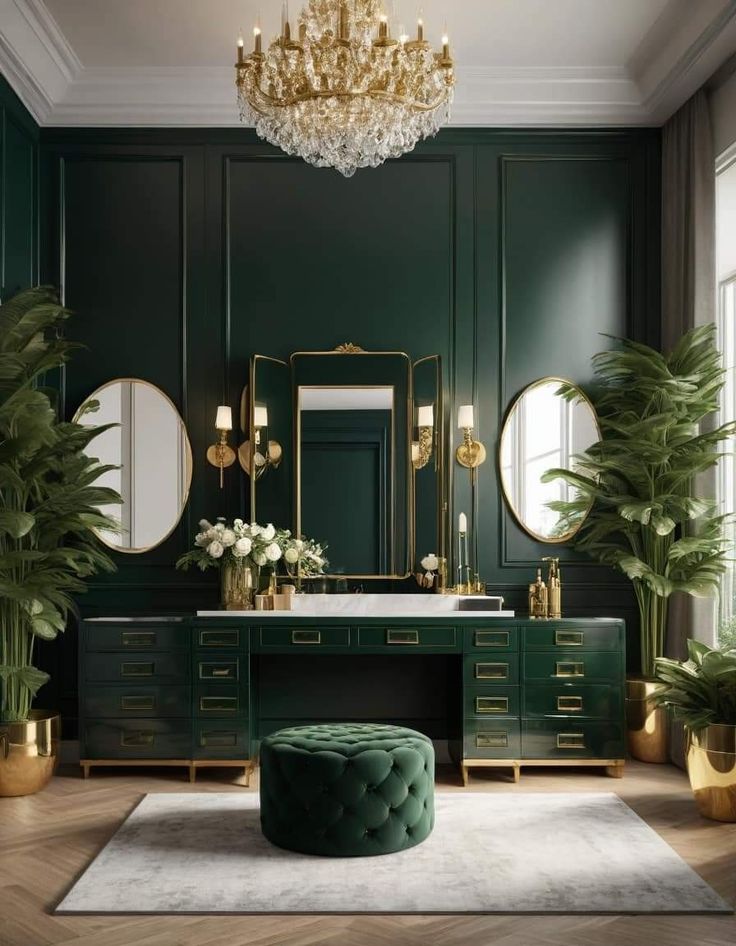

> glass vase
[220,561,256,611]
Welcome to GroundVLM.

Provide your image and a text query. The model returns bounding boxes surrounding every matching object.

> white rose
[234,537,252,556]
[284,547,299,564]
[220,529,236,547]
[198,519,213,531]
[253,551,267,567]
[233,518,244,530]
[421,554,439,572]
[194,532,209,547]
[261,523,276,541]
[250,523,262,536]
[265,542,282,562]
[294,539,304,551]
[214,522,225,533]
[207,540,224,559]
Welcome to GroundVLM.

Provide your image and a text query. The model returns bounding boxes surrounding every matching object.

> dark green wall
[33,126,660,724]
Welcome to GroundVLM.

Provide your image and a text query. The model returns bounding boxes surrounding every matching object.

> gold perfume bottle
[528,568,548,620]
[544,557,562,619]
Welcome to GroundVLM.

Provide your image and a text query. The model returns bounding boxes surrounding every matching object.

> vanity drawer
[523,684,622,719]
[523,623,622,652]
[523,651,621,682]
[259,626,350,649]
[82,718,190,759]
[463,654,520,684]
[521,719,625,759]
[357,626,457,650]
[194,683,249,718]
[82,685,190,718]
[464,628,518,652]
[194,626,248,651]
[463,719,521,759]
[84,623,188,652]
[193,721,250,759]
[84,652,190,684]
[464,686,519,718]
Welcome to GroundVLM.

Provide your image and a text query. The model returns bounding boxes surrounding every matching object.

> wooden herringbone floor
[0,758,734,946]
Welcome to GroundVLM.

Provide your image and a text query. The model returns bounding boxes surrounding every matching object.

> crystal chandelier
[235,1,455,177]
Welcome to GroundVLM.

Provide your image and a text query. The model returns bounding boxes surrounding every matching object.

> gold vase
[687,724,736,822]
[221,561,256,611]
[0,711,60,797]
[626,677,669,763]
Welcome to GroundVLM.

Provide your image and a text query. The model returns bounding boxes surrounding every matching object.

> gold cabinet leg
[606,763,625,779]
[188,764,196,784]
[513,763,521,784]
[243,764,251,788]
[460,763,469,787]
[81,763,90,779]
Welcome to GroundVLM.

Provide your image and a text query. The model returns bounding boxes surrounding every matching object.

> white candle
[417,405,434,427]
[215,405,232,431]
[459,512,467,534]
[457,404,474,429]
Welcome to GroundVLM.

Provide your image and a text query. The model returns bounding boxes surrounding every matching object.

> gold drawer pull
[555,630,584,646]
[476,696,509,714]
[199,662,238,679]
[211,668,232,677]
[122,631,156,647]
[200,696,239,712]
[120,661,154,677]
[200,730,238,748]
[199,629,240,647]
[557,732,586,749]
[120,695,155,711]
[291,629,321,645]
[387,629,419,645]
[474,630,510,648]
[555,661,584,678]
[476,732,508,749]
[557,695,583,711]
[120,730,154,748]
[475,662,509,680]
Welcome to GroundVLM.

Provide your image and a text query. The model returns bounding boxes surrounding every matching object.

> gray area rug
[57,792,731,914]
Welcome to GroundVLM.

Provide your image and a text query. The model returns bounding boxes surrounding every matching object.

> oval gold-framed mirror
[73,378,193,553]
[499,377,600,544]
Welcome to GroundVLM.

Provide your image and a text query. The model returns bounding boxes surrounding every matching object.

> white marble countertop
[196,593,513,619]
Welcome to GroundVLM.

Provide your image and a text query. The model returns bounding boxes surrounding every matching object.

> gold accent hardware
[387,629,419,645]
[199,629,239,647]
[120,730,155,748]
[200,697,238,712]
[120,695,155,711]
[239,384,283,480]
[529,568,548,619]
[122,631,156,647]
[291,629,321,644]
[206,405,236,489]
[476,732,508,749]
[474,630,510,648]
[412,410,435,471]
[556,661,584,678]
[334,342,365,353]
[557,732,586,749]
[475,662,509,680]
[544,557,562,618]
[120,661,154,677]
[199,662,238,680]
[555,630,583,646]
[200,731,239,748]
[476,697,509,714]
[557,695,583,711]
[455,405,486,470]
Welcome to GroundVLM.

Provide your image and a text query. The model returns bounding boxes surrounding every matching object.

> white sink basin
[197,594,514,618]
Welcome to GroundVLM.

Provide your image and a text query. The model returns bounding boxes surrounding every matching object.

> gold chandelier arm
[240,83,453,114]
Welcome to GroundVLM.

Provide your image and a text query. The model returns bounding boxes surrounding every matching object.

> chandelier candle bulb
[237,33,244,64]
[417,17,424,41]
[253,26,262,54]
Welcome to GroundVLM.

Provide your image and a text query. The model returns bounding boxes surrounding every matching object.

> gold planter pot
[687,724,736,822]
[221,562,256,611]
[626,677,669,763]
[0,711,60,797]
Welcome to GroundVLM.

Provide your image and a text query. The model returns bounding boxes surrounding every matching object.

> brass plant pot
[0,711,60,797]
[626,677,669,763]
[687,724,736,822]
[221,562,256,611]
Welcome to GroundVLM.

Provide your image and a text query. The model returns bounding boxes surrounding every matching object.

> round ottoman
[259,723,435,856]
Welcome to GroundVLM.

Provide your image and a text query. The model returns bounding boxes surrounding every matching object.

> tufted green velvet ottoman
[259,723,435,857]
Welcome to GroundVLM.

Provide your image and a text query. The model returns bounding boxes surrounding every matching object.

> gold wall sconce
[455,404,486,469]
[239,403,283,479]
[412,404,435,470]
[206,405,236,488]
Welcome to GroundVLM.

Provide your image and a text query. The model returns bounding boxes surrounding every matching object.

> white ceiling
[2,0,736,127]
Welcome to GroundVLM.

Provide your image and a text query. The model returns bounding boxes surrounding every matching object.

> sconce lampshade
[254,405,269,428]
[417,405,434,428]
[215,405,233,431]
[457,404,474,429]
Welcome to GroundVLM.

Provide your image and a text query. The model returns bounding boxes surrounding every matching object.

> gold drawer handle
[476,732,508,749]
[387,629,419,645]
[121,661,154,677]
[555,630,584,646]
[211,668,232,677]
[557,732,586,749]
[557,695,583,711]
[555,661,584,678]
[200,696,239,712]
[200,731,238,748]
[199,662,238,679]
[199,630,240,647]
[120,730,154,748]
[474,630,510,648]
[291,630,321,645]
[120,695,155,711]
[476,696,509,714]
[475,662,509,680]
[122,631,155,647]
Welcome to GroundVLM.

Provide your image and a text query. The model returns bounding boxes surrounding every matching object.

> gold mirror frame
[499,376,600,545]
[72,378,193,554]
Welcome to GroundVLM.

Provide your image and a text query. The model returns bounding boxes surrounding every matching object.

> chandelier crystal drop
[235,0,455,177]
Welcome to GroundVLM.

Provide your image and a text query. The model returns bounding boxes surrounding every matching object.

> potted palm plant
[543,325,734,762]
[0,287,120,796]
[655,641,736,821]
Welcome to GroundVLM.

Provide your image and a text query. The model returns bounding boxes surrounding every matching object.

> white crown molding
[1,0,735,128]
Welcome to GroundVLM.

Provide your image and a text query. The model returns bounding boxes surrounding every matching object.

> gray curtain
[661,89,716,766]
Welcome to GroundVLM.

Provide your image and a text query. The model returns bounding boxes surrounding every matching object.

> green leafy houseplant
[655,640,736,731]
[0,287,120,723]
[543,325,735,678]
